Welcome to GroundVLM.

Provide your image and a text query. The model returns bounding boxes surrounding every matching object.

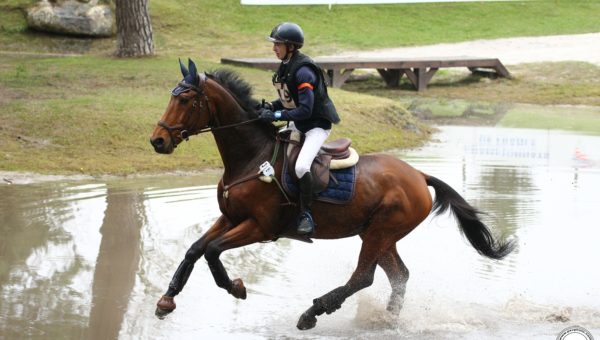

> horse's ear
[188,58,199,84]
[179,58,189,77]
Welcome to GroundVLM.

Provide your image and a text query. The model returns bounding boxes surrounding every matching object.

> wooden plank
[221,58,279,71]
[376,69,404,87]
[492,59,511,78]
[327,68,355,88]
[417,67,439,91]
[221,56,509,72]
[404,68,418,89]
[220,56,510,90]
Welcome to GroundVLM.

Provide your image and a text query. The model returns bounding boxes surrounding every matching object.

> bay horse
[149,59,515,330]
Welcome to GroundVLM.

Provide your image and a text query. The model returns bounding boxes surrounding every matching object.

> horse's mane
[207,69,278,136]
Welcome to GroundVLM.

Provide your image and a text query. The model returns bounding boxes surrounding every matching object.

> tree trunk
[115,0,154,57]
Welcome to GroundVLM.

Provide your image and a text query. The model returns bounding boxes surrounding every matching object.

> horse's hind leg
[297,234,390,330]
[378,245,409,314]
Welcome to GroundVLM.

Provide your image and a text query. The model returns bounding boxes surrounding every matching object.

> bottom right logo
[557,325,594,340]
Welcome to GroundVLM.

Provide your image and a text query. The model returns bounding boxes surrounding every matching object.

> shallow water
[1,126,599,339]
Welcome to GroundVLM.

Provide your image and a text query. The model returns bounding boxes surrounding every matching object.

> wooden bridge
[221,56,510,91]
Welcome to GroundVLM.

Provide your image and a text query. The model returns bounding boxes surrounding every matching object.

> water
[1,126,599,339]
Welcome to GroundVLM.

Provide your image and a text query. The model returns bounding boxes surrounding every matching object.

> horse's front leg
[156,215,232,317]
[204,218,268,299]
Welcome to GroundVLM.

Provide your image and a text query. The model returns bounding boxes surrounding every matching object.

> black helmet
[267,22,304,48]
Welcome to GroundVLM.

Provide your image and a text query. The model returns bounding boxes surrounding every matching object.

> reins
[158,80,261,142]
[158,76,293,207]
[194,117,261,135]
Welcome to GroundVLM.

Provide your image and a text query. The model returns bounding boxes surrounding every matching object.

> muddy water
[1,126,599,339]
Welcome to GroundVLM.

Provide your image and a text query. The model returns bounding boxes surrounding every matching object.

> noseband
[157,74,259,146]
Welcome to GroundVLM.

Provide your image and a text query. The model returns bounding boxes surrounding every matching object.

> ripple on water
[1,126,600,339]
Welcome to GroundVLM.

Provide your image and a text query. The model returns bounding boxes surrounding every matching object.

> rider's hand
[259,109,281,122]
[255,99,274,111]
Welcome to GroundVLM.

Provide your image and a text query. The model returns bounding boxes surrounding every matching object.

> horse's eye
[179,97,189,105]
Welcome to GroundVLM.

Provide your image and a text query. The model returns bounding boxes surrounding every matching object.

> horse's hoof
[155,295,176,319]
[230,278,247,300]
[386,303,402,316]
[386,296,404,315]
[297,311,317,330]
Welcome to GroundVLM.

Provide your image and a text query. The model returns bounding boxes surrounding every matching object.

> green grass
[4,0,600,58]
[0,54,428,174]
[345,62,600,107]
[2,0,600,174]
[143,0,600,56]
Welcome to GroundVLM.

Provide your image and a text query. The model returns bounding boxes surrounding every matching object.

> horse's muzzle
[150,136,174,154]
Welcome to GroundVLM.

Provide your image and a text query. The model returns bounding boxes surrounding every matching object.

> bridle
[157,71,290,206]
[157,73,260,145]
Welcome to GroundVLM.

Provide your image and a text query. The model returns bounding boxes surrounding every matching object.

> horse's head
[150,58,211,154]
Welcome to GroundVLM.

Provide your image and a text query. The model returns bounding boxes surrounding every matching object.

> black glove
[259,108,278,122]
[255,99,274,111]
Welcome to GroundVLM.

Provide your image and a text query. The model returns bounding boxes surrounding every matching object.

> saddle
[282,130,359,194]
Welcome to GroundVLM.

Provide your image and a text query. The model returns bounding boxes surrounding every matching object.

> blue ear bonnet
[171,85,187,96]
[171,74,197,96]
[171,58,200,96]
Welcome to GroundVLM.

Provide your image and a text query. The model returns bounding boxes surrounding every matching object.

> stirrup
[297,211,315,235]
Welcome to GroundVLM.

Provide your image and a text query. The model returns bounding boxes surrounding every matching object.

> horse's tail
[425,175,516,260]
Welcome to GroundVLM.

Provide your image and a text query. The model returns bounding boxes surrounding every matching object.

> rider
[258,22,340,236]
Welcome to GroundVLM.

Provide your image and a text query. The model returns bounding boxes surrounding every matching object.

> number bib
[273,81,296,109]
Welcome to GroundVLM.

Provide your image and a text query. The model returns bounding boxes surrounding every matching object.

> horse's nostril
[151,137,165,148]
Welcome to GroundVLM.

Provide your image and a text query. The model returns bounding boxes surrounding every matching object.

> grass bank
[348,62,600,107]
[0,55,427,174]
[2,0,600,175]
[342,62,600,134]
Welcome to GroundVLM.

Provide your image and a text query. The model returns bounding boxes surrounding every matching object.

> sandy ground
[328,32,600,66]
[3,33,600,185]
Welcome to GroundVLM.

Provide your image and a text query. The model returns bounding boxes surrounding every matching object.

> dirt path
[328,32,600,66]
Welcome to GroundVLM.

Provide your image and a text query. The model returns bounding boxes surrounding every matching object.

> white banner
[242,0,515,4]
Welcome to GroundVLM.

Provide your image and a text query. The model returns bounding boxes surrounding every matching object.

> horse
[149,59,515,330]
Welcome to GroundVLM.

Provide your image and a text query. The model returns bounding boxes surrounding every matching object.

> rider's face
[273,42,289,60]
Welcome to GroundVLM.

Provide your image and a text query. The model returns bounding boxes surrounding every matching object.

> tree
[115,0,154,57]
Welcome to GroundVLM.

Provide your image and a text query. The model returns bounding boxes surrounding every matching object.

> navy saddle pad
[282,165,357,204]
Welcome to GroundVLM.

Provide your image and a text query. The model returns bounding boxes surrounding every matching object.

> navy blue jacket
[272,52,340,133]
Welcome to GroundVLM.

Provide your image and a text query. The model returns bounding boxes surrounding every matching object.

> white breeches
[288,122,332,178]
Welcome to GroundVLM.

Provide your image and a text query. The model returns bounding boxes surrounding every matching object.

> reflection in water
[87,186,145,340]
[407,98,511,125]
[1,127,600,339]
[471,166,534,250]
[0,183,105,339]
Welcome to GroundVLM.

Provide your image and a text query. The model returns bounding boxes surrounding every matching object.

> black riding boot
[297,173,316,235]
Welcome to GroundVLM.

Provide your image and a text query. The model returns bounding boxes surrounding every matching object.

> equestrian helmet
[267,22,304,48]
